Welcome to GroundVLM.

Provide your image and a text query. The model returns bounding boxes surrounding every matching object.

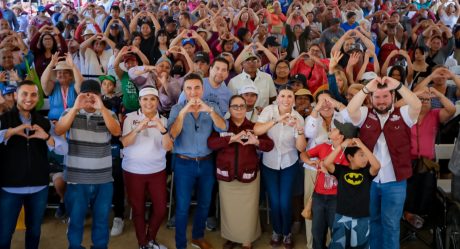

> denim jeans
[65,183,113,249]
[174,156,215,249]
[262,164,297,235]
[311,192,337,249]
[369,180,406,249]
[329,214,370,249]
[0,187,48,249]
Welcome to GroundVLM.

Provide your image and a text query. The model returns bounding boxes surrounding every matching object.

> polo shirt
[228,70,277,108]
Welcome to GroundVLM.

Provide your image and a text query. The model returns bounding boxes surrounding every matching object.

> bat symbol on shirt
[344,173,364,185]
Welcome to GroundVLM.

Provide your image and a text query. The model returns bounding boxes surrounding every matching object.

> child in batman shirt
[324,138,381,249]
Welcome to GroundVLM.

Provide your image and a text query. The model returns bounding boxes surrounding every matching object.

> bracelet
[273,119,279,125]
[362,86,370,94]
[395,82,403,91]
[44,133,51,141]
[161,127,169,135]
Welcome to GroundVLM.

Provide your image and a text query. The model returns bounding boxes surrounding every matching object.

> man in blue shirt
[341,12,359,32]
[0,0,18,31]
[178,57,232,113]
[168,73,227,249]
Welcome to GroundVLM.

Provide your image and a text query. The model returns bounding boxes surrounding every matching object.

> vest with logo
[359,107,412,181]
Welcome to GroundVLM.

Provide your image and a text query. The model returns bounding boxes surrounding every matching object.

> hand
[365,77,383,93]
[8,70,20,82]
[65,53,75,68]
[340,138,353,148]
[428,87,442,98]
[195,98,213,113]
[229,130,246,144]
[277,113,291,125]
[51,52,60,66]
[352,138,364,148]
[305,159,319,167]
[348,52,360,66]
[28,124,49,140]
[90,93,104,110]
[8,123,32,139]
[329,50,343,71]
[135,118,150,133]
[243,131,259,146]
[382,76,401,90]
[73,94,87,111]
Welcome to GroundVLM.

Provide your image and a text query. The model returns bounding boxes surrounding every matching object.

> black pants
[405,163,437,215]
[112,157,125,218]
[312,192,337,249]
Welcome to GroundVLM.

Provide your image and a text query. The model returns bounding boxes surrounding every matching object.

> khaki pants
[304,169,317,249]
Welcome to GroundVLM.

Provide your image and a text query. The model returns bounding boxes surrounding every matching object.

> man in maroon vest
[344,76,421,249]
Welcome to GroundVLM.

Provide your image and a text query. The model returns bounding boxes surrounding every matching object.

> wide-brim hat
[53,61,73,71]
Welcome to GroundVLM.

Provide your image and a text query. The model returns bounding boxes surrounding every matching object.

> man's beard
[373,104,392,114]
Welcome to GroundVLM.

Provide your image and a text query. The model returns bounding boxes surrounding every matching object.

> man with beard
[0,81,56,249]
[344,76,421,249]
[178,57,231,113]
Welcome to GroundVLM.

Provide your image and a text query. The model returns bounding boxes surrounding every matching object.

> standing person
[121,87,173,249]
[324,138,381,249]
[168,73,227,249]
[0,0,18,31]
[344,76,422,249]
[208,95,274,249]
[0,81,60,249]
[55,80,122,249]
[254,87,307,249]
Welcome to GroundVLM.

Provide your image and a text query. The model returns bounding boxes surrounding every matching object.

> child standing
[324,138,381,249]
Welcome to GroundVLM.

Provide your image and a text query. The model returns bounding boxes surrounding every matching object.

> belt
[176,154,213,161]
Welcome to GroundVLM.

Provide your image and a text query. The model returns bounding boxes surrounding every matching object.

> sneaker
[110,217,124,236]
[148,240,168,249]
[205,217,217,231]
[166,216,175,229]
[283,233,294,249]
[191,238,213,249]
[270,231,282,247]
[54,202,66,219]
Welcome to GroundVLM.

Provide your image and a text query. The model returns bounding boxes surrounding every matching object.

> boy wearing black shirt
[324,138,381,249]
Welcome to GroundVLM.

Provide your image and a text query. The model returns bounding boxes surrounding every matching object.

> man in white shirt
[343,76,421,249]
[228,52,277,110]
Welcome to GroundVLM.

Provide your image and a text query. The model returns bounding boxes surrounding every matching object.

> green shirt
[121,72,139,111]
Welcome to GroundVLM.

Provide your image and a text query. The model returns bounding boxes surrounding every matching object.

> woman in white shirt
[120,87,173,249]
[254,86,307,249]
[79,33,116,78]
[438,1,460,28]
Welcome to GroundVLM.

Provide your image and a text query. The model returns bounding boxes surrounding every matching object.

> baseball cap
[194,51,210,64]
[238,85,259,95]
[289,74,307,86]
[155,56,172,66]
[2,85,16,95]
[99,75,116,84]
[37,5,46,12]
[241,51,259,62]
[80,79,101,94]
[181,38,195,46]
[361,71,378,82]
[139,87,159,97]
[348,43,364,53]
[333,119,359,139]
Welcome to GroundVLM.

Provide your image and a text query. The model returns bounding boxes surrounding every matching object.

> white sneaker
[148,240,167,249]
[110,217,124,236]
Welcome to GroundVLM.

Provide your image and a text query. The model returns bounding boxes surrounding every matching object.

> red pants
[124,170,167,246]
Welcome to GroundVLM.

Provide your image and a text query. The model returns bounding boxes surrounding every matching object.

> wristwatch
[161,127,169,135]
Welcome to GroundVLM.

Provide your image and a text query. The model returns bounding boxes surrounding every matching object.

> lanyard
[61,86,69,110]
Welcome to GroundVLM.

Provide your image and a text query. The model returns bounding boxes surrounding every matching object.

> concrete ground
[11,209,432,249]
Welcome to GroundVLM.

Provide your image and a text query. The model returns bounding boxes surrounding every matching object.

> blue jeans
[369,180,406,249]
[174,156,215,249]
[329,214,370,249]
[0,187,48,249]
[262,164,297,235]
[65,183,113,249]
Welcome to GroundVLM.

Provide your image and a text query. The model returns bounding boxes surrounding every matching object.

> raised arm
[40,52,60,96]
[354,138,381,175]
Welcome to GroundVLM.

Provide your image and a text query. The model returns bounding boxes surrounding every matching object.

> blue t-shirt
[178,78,233,113]
[48,82,77,120]
[340,22,359,32]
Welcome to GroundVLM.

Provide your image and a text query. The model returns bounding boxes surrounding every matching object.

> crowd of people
[0,0,459,248]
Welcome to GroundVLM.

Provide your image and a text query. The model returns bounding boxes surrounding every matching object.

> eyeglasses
[230,104,247,110]
[419,98,431,103]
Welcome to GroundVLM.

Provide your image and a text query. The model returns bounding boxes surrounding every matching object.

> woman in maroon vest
[208,95,274,249]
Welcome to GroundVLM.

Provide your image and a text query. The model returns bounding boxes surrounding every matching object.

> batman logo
[344,173,364,185]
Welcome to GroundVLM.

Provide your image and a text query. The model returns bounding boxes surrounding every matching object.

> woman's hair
[344,146,362,163]
[153,29,170,48]
[236,27,249,42]
[314,89,332,101]
[389,65,406,83]
[229,95,246,107]
[333,68,348,94]
[412,46,427,61]
[130,31,142,44]
[278,84,295,93]
[272,59,290,79]
[38,33,58,53]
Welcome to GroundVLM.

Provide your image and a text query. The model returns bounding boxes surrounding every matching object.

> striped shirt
[62,109,116,184]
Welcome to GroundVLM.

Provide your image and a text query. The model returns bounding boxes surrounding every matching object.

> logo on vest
[368,113,378,121]
[389,114,401,122]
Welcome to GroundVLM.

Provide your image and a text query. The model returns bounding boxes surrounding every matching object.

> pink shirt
[410,109,441,160]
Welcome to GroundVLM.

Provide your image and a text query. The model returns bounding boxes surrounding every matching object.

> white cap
[361,72,378,81]
[238,85,259,95]
[139,87,159,97]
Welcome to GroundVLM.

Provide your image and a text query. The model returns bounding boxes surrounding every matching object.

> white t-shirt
[122,110,168,174]
[228,70,277,108]
[257,104,305,170]
[440,12,459,28]
[81,48,113,77]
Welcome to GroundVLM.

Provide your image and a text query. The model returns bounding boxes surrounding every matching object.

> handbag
[301,171,319,220]
[413,125,440,174]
